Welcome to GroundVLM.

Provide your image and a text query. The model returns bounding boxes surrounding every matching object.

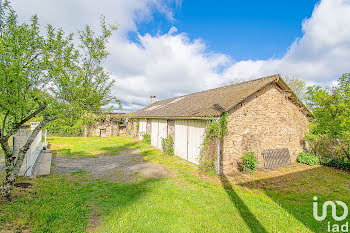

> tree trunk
[0,116,56,201]
[0,140,15,201]
[336,139,350,159]
[1,167,16,201]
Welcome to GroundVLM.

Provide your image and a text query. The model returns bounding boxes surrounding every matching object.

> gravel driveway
[53,149,172,182]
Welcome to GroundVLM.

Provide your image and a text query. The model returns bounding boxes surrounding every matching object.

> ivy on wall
[161,136,174,156]
[199,112,228,175]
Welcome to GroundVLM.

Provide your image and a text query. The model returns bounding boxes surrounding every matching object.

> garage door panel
[151,119,158,148]
[151,119,168,149]
[175,120,188,160]
[158,120,167,149]
[188,120,206,165]
[138,119,147,140]
[175,119,206,164]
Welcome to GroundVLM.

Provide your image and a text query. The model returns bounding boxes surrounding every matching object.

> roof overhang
[274,76,314,118]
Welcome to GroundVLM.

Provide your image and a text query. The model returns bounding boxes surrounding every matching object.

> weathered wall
[126,119,138,137]
[86,120,118,137]
[86,117,128,137]
[222,84,309,174]
[146,119,151,135]
[167,120,175,138]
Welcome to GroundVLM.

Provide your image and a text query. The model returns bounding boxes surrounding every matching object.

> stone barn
[132,75,312,174]
[84,113,129,137]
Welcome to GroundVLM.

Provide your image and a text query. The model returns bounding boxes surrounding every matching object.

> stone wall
[222,83,309,174]
[146,119,151,135]
[85,116,128,137]
[126,118,138,138]
[167,120,175,138]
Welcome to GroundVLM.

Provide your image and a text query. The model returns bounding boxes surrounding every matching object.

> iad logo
[313,196,349,232]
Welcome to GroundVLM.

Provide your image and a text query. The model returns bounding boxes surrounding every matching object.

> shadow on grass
[101,142,147,154]
[220,174,268,233]
[239,166,350,232]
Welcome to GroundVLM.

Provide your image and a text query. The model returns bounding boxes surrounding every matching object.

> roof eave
[275,76,314,119]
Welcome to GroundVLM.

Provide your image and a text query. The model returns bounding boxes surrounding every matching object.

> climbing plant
[199,112,228,175]
[142,133,151,145]
[161,136,174,156]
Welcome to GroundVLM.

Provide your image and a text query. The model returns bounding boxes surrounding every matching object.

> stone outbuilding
[84,113,129,137]
[132,75,312,174]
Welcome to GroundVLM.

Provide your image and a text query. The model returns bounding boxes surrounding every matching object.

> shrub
[141,133,151,145]
[161,136,174,156]
[305,135,349,161]
[241,152,257,174]
[321,157,350,171]
[297,152,319,165]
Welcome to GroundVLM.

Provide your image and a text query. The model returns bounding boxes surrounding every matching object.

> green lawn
[49,136,147,158]
[0,136,349,232]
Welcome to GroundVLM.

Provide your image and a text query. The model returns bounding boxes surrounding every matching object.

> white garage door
[158,120,167,148]
[174,120,188,161]
[174,120,206,164]
[151,119,168,149]
[187,120,206,164]
[138,119,147,140]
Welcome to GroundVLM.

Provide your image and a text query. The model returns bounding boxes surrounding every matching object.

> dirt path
[53,149,172,182]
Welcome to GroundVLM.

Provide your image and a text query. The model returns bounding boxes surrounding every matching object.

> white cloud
[12,0,174,34]
[222,0,350,84]
[11,0,350,111]
[109,30,230,108]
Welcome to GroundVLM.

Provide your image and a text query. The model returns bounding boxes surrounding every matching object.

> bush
[297,152,319,165]
[46,119,84,137]
[321,157,350,171]
[161,136,174,156]
[305,135,349,161]
[142,133,151,145]
[241,152,257,174]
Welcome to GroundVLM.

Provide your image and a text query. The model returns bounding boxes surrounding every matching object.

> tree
[283,76,307,102]
[306,73,350,159]
[0,1,117,200]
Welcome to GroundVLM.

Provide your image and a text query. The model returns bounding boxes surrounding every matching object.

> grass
[48,136,148,158]
[0,136,350,232]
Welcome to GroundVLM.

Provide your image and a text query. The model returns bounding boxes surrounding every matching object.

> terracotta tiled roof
[132,74,312,118]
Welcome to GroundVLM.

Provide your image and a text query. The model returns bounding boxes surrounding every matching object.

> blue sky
[134,0,318,60]
[12,0,350,111]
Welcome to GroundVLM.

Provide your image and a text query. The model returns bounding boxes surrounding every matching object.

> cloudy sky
[12,0,350,112]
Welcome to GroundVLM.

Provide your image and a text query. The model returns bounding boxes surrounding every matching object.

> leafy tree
[283,76,307,102]
[306,73,350,159]
[0,1,117,200]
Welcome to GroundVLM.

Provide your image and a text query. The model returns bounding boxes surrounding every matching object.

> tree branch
[336,139,350,159]
[4,102,47,140]
[1,110,9,140]
[0,137,13,159]
[23,51,43,68]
